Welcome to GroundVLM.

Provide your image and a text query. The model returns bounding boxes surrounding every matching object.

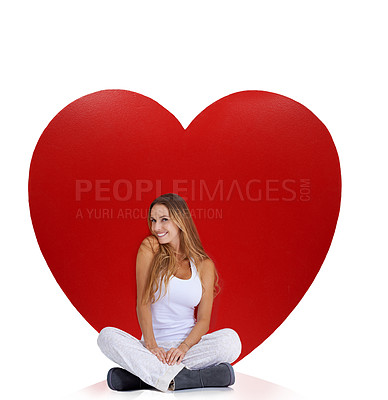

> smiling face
[150,203,181,251]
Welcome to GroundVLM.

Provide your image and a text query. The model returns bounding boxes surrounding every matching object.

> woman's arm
[136,236,167,363]
[165,258,216,365]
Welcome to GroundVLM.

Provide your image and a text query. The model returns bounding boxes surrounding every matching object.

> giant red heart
[28,90,341,363]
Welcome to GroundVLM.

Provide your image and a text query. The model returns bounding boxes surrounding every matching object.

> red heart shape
[28,90,341,363]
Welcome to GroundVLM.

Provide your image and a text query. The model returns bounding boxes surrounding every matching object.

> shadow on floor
[65,372,304,399]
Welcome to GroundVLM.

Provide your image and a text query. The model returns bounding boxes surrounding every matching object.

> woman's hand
[165,343,189,366]
[147,345,167,364]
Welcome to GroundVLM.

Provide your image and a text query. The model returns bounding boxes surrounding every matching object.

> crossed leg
[97,326,242,392]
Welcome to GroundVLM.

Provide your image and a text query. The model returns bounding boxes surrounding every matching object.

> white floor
[65,373,303,400]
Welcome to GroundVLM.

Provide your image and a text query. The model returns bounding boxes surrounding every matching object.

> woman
[97,193,242,392]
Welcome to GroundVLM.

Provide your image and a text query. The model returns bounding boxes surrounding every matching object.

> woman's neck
[176,253,185,261]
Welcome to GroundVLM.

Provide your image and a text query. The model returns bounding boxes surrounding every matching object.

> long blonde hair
[141,193,220,305]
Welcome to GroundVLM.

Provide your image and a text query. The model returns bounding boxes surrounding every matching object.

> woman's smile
[156,232,168,238]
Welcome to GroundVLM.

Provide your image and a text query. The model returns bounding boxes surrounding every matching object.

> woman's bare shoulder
[196,257,215,273]
[139,235,160,254]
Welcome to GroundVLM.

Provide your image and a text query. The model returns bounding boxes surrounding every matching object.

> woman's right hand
[147,345,167,363]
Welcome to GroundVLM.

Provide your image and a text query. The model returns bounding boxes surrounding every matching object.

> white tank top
[141,257,203,342]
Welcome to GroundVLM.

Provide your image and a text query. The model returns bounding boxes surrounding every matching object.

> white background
[1,1,387,399]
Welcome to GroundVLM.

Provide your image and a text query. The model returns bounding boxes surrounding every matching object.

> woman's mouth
[156,232,168,238]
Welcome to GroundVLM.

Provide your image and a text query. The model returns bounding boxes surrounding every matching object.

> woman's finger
[178,350,187,364]
[158,348,166,363]
[169,350,179,365]
[175,351,183,363]
[151,349,164,363]
[166,348,176,363]
[165,350,172,362]
[166,350,172,364]
[157,350,165,363]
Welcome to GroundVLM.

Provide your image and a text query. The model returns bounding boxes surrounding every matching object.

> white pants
[97,326,242,392]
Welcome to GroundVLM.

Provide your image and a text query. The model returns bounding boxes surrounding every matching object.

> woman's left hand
[165,344,188,366]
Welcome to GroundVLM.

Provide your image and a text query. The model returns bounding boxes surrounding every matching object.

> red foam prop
[28,89,341,363]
